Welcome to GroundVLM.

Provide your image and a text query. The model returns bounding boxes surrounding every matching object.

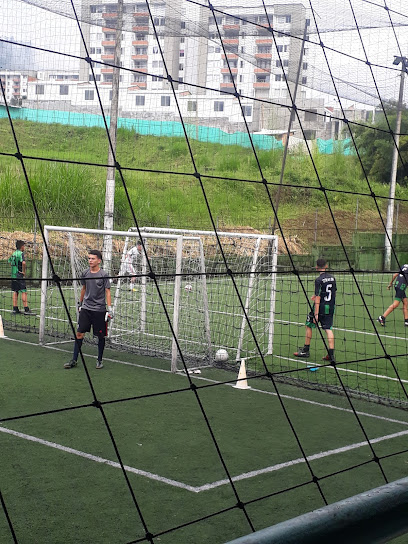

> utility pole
[102,0,123,273]
[384,55,407,271]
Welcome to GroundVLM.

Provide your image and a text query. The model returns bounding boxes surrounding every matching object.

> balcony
[131,54,148,60]
[134,12,149,17]
[220,82,235,89]
[254,68,270,73]
[256,38,273,44]
[101,68,114,73]
[253,82,270,88]
[132,40,148,46]
[100,82,112,85]
[223,39,238,45]
[133,68,147,73]
[132,26,149,32]
[255,53,272,59]
[102,27,116,33]
[102,12,117,18]
[102,40,116,46]
[131,82,147,89]
[221,68,237,74]
[223,24,239,31]
[221,53,238,60]
[101,54,114,60]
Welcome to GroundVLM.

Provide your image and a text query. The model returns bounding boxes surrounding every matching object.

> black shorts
[78,308,107,338]
[306,311,334,330]
[11,278,27,293]
[394,287,407,302]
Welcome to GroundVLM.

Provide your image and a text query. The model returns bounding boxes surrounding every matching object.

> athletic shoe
[96,360,104,369]
[322,354,336,363]
[405,320,408,327]
[24,309,34,315]
[294,347,310,358]
[377,316,385,326]
[64,359,77,369]
[12,309,21,314]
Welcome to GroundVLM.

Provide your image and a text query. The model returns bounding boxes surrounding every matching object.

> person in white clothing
[120,240,142,289]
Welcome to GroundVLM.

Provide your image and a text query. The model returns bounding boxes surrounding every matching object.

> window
[152,46,159,54]
[258,46,271,54]
[109,90,113,101]
[276,45,283,52]
[180,37,185,43]
[275,74,282,81]
[302,76,307,85]
[96,48,101,54]
[239,75,243,82]
[187,101,197,112]
[283,59,289,67]
[303,62,308,70]
[85,90,94,100]
[179,50,184,57]
[135,47,147,55]
[242,105,252,117]
[161,95,170,106]
[181,21,186,29]
[136,95,145,106]
[59,85,69,95]
[240,60,244,68]
[214,101,224,112]
[35,84,44,95]
[179,63,184,71]
[90,47,95,54]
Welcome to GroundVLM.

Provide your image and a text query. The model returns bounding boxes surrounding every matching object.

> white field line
[4,336,408,427]
[1,424,407,494]
[276,354,408,384]
[0,425,197,493]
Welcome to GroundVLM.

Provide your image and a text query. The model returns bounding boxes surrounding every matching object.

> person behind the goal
[294,258,337,364]
[64,250,113,370]
[119,239,142,291]
[377,263,408,327]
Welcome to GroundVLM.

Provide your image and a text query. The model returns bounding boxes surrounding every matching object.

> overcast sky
[1,0,408,105]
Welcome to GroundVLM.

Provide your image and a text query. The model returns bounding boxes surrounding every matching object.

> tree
[347,101,408,185]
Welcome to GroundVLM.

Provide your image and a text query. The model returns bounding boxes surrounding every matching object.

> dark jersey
[8,250,24,278]
[395,264,408,291]
[314,272,336,314]
[80,268,110,312]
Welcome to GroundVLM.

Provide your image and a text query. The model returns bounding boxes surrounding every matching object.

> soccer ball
[185,284,193,292]
[215,348,229,362]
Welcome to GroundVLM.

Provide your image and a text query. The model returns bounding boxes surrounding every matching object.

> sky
[1,0,408,106]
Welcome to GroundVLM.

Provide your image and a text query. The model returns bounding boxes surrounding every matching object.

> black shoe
[24,309,34,315]
[377,316,385,326]
[322,354,335,363]
[405,320,408,327]
[64,359,77,369]
[294,348,310,358]
[12,309,21,314]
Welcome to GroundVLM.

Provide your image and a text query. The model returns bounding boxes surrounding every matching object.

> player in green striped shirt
[8,240,32,315]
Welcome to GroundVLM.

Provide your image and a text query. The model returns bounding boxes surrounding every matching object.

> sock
[13,306,19,311]
[73,338,83,362]
[24,306,30,312]
[328,349,335,361]
[98,337,106,362]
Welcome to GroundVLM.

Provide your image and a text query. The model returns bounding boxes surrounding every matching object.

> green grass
[1,119,407,230]
[1,331,408,543]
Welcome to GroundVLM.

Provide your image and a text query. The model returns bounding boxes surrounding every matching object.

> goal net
[39,225,278,371]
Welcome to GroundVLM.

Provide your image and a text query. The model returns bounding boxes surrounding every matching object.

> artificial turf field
[1,327,408,544]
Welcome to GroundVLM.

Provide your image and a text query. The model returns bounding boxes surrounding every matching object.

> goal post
[38,225,278,371]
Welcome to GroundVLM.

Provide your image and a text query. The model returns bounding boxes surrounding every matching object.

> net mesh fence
[1,1,408,543]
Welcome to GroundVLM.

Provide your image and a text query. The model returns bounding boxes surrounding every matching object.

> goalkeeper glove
[77,301,82,312]
[105,306,114,322]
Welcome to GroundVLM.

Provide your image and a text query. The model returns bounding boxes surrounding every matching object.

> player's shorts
[78,308,107,338]
[305,311,334,330]
[11,277,27,293]
[394,287,407,302]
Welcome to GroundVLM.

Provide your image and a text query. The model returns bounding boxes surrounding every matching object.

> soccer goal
[39,225,278,371]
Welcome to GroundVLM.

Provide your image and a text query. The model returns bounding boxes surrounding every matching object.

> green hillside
[0,118,403,233]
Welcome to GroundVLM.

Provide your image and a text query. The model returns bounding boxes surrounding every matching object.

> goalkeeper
[64,250,112,370]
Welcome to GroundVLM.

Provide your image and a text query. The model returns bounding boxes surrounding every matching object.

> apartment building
[20,2,317,132]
